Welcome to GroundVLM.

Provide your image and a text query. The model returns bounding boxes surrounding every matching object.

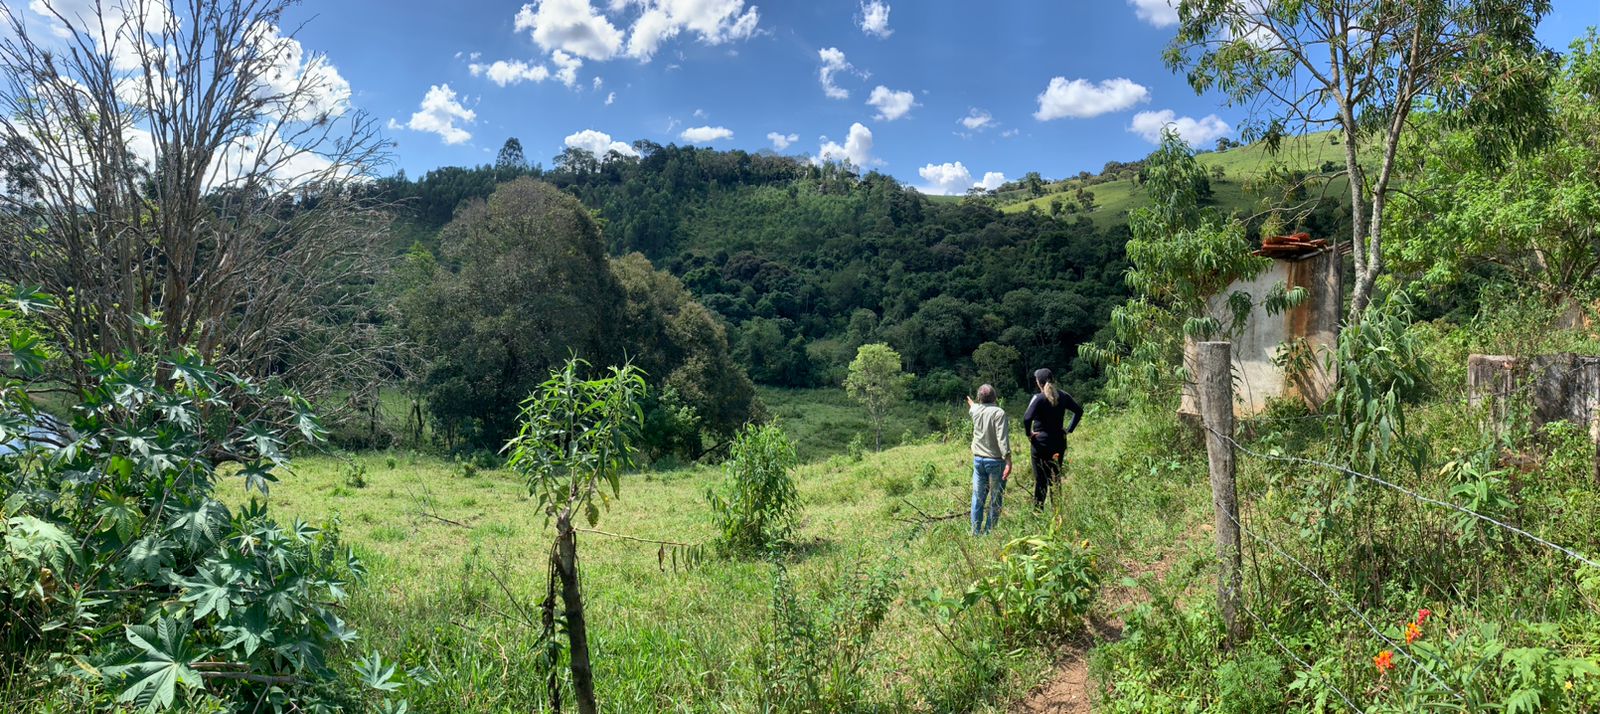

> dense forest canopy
[371,144,1134,407]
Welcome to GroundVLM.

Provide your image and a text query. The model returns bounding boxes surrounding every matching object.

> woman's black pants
[1030,441,1064,506]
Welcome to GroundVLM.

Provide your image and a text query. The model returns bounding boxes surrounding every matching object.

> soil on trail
[1011,539,1193,714]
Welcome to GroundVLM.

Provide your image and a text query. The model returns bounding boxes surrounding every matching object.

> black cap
[1034,368,1053,382]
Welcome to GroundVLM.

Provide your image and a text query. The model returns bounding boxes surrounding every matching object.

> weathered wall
[1468,354,1600,440]
[1180,248,1341,417]
[1468,353,1600,481]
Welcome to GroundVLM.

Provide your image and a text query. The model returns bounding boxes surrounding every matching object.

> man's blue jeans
[971,457,1006,535]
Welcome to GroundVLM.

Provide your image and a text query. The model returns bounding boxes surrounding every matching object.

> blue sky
[284,0,1598,194]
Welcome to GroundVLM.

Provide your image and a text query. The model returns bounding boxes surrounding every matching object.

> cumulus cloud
[767,131,798,150]
[1033,77,1149,120]
[815,122,874,168]
[918,161,973,195]
[680,125,733,142]
[1127,0,1178,27]
[817,47,857,100]
[916,162,1007,195]
[976,171,1006,190]
[1128,109,1231,145]
[564,128,640,157]
[515,0,625,60]
[960,108,993,131]
[467,50,581,88]
[470,59,551,86]
[605,91,616,105]
[859,1,892,38]
[551,50,583,86]
[404,84,475,145]
[620,0,760,61]
[867,85,916,121]
[248,24,352,122]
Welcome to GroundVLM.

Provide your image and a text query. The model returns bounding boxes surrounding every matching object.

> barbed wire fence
[1192,341,1600,712]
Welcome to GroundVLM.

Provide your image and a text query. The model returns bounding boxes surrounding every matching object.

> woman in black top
[1021,368,1083,507]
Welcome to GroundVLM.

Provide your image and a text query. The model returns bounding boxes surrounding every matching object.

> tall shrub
[709,423,801,554]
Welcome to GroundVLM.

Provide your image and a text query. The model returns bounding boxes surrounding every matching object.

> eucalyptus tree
[0,0,390,400]
[1167,0,1555,319]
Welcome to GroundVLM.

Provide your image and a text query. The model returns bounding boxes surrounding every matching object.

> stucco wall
[1180,247,1341,417]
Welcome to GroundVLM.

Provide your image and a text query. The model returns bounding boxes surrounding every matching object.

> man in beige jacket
[966,384,1011,535]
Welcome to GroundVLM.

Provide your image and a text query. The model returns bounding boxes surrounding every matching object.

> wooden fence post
[1198,341,1243,646]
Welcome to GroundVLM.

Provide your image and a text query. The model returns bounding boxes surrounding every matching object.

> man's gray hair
[977,384,997,404]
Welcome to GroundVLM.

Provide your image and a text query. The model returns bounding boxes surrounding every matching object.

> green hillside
[998,131,1354,229]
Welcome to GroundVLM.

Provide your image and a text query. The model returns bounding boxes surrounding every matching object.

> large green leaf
[105,619,203,712]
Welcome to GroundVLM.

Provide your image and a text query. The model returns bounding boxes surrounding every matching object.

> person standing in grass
[1021,367,1082,507]
[966,384,1011,535]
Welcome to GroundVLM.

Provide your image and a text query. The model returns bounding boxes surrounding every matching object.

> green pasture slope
[238,406,1210,712]
[998,132,1354,228]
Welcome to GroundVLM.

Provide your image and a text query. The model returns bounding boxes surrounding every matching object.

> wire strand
[1208,425,1600,572]
[1239,600,1367,714]
[1222,505,1458,698]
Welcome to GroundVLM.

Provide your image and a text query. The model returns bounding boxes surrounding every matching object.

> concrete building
[1180,235,1342,418]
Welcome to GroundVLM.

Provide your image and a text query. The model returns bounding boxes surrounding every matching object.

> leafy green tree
[1081,131,1272,403]
[504,359,647,714]
[610,253,757,453]
[973,341,1021,396]
[1390,32,1600,302]
[1169,0,1556,319]
[844,343,912,450]
[496,137,528,171]
[0,289,414,711]
[708,424,802,554]
[401,178,624,447]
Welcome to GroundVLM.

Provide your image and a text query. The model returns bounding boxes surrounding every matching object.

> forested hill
[371,143,1136,401]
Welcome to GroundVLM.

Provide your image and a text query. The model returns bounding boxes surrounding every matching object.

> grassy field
[234,406,1211,712]
[757,387,956,461]
[998,132,1356,228]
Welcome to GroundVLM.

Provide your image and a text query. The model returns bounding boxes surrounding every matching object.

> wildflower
[1373,650,1395,674]
[1405,621,1422,645]
[1417,608,1431,624]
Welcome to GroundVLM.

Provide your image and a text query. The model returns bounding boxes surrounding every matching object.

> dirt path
[1010,537,1193,714]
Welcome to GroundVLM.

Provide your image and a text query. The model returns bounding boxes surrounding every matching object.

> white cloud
[593,76,604,90]
[859,1,892,38]
[1127,0,1178,27]
[815,122,874,168]
[471,59,551,86]
[693,108,708,119]
[918,161,973,195]
[916,162,1007,195]
[960,108,993,131]
[28,0,174,71]
[976,171,1006,190]
[564,128,640,157]
[1001,128,1019,138]
[621,0,760,61]
[1128,109,1231,145]
[466,51,580,88]
[515,0,625,60]
[605,91,616,105]
[404,84,475,145]
[817,47,856,100]
[680,125,733,142]
[551,50,583,87]
[1033,77,1149,120]
[767,131,798,150]
[867,85,916,121]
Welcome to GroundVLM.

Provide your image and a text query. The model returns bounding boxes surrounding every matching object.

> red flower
[1417,608,1431,624]
[1373,650,1395,674]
